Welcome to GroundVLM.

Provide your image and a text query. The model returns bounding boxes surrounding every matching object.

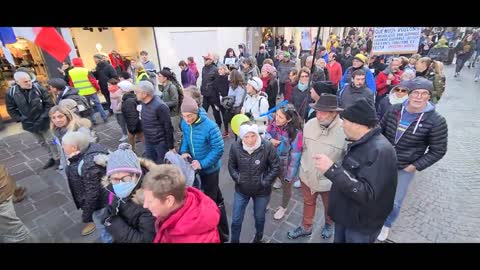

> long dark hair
[224,48,237,58]
[277,104,303,142]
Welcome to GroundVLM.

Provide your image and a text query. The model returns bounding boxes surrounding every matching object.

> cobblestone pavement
[1,65,478,243]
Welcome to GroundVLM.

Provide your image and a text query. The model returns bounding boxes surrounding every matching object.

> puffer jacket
[121,92,142,134]
[241,93,269,134]
[201,63,218,97]
[299,115,347,193]
[264,77,279,110]
[65,143,109,223]
[324,127,398,234]
[228,139,281,197]
[98,158,157,243]
[0,164,15,203]
[180,114,224,175]
[6,83,54,133]
[338,84,375,109]
[141,96,174,149]
[154,187,220,243]
[380,103,448,171]
[265,121,303,182]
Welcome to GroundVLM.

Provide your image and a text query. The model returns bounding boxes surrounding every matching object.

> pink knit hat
[261,64,276,74]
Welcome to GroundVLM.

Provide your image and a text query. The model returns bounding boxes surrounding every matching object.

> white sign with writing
[372,27,422,55]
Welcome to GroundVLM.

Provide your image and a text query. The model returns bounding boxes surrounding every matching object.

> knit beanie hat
[107,143,142,177]
[261,64,276,75]
[353,53,367,64]
[247,77,263,92]
[340,98,378,127]
[407,77,433,95]
[239,123,260,139]
[181,95,199,114]
[118,80,134,92]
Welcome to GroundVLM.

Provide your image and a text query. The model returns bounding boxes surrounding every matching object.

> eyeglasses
[300,75,309,78]
[109,174,135,184]
[410,91,430,98]
[395,88,408,93]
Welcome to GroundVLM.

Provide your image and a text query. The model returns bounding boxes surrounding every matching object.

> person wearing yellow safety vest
[69,58,108,124]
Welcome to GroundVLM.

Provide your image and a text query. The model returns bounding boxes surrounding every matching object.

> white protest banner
[372,27,422,55]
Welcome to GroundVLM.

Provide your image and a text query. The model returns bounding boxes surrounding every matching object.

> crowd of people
[2,27,456,243]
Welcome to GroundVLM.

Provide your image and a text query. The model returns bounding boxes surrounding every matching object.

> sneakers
[273,178,282,189]
[43,159,59,170]
[287,226,312,239]
[273,207,287,220]
[376,225,390,242]
[81,222,96,236]
[293,180,301,188]
[321,223,333,239]
[119,135,128,142]
[13,186,27,203]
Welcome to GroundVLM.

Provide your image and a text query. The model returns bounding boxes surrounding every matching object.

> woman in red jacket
[142,164,221,243]
[326,52,342,89]
[375,58,403,109]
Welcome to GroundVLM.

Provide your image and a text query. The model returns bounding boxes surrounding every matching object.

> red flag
[34,27,71,62]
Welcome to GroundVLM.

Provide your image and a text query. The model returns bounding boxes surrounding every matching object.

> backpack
[221,96,235,111]
[170,80,184,109]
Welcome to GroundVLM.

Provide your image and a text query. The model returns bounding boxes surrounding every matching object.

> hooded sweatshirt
[153,187,220,243]
[394,100,435,145]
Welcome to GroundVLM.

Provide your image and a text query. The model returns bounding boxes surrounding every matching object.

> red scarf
[261,77,270,92]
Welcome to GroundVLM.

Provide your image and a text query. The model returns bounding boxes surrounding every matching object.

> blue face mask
[112,180,138,199]
[297,82,308,92]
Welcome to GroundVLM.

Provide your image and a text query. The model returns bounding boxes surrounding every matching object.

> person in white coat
[241,77,269,135]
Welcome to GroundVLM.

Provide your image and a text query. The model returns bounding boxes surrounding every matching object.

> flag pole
[309,27,321,89]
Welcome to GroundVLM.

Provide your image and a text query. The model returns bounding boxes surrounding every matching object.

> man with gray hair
[135,80,174,164]
[6,71,59,169]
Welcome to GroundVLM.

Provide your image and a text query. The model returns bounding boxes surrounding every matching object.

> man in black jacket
[93,54,118,113]
[135,81,174,164]
[255,44,271,71]
[314,98,398,243]
[228,122,281,243]
[6,71,59,169]
[377,77,448,242]
[200,53,222,129]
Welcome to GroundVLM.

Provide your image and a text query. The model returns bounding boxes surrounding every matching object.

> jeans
[334,222,380,243]
[115,113,128,136]
[300,181,333,230]
[384,169,416,228]
[0,196,32,243]
[84,93,108,122]
[92,207,113,243]
[144,142,168,164]
[455,56,469,73]
[230,191,270,243]
[202,96,223,129]
[31,128,60,160]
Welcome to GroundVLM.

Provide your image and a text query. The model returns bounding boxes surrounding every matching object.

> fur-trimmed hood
[95,156,161,205]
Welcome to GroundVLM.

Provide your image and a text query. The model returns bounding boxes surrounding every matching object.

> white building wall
[153,27,246,84]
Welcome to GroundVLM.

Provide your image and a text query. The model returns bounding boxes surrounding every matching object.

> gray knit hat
[106,143,142,177]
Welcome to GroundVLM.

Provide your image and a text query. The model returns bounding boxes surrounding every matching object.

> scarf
[242,135,262,154]
[297,82,308,92]
[261,77,270,92]
[388,92,409,105]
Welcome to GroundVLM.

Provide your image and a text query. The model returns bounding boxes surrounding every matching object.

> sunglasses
[395,88,408,93]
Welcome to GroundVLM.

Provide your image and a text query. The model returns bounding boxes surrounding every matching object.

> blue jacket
[180,114,224,175]
[339,66,376,96]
